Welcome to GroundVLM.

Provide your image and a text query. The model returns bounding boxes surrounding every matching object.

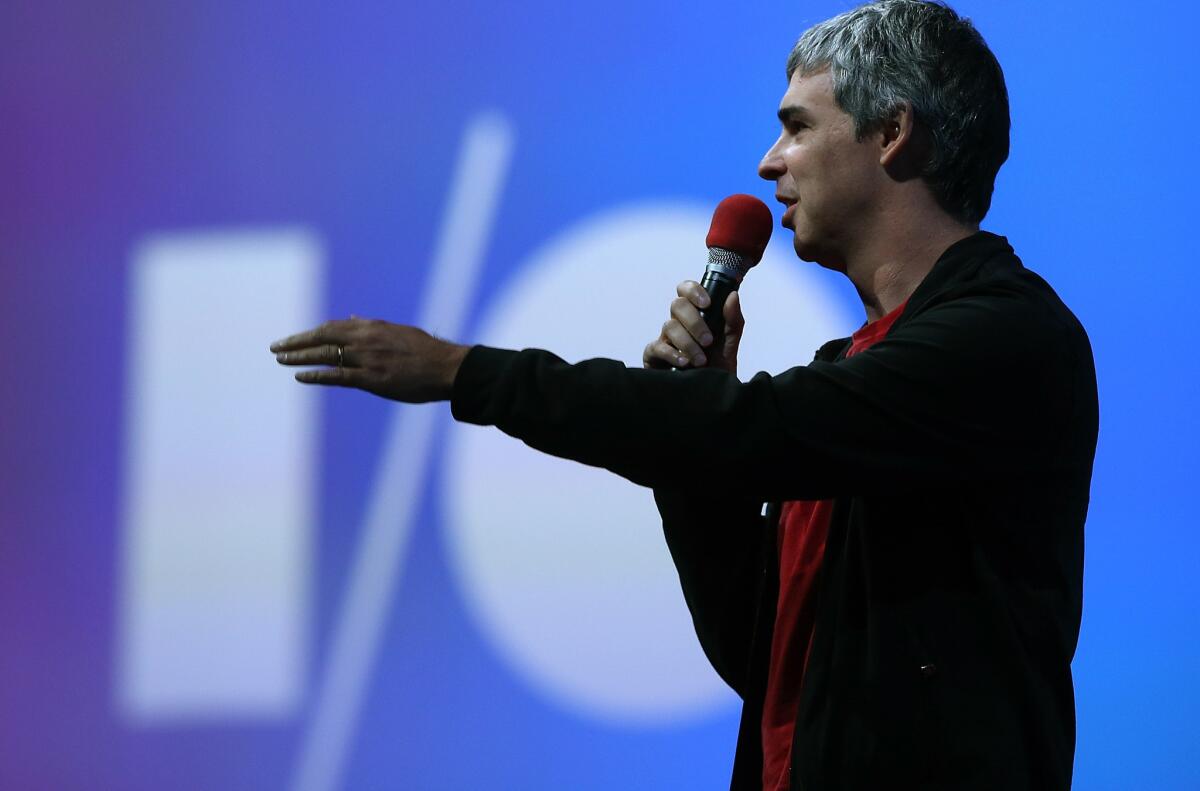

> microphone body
[698,246,753,343]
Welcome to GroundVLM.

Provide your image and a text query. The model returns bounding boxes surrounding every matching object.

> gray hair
[787,0,1009,224]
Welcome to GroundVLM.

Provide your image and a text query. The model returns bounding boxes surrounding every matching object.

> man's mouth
[781,201,797,228]
[776,193,798,228]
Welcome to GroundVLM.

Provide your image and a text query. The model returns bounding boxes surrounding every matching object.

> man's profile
[272,2,1098,788]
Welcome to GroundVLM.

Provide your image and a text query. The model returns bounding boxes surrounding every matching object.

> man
[272,2,1098,788]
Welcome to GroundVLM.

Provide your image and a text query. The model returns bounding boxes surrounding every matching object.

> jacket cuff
[450,344,518,425]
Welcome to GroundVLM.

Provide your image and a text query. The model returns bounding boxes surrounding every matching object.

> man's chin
[792,233,844,273]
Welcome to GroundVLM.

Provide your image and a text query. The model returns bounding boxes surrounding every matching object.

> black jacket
[451,232,1098,790]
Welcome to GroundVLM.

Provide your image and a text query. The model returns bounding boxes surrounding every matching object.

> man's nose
[758,138,785,181]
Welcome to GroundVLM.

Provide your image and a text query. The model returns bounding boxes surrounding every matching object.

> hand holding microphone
[642,194,773,376]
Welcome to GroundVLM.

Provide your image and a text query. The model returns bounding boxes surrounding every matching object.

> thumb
[721,290,745,362]
[724,290,745,337]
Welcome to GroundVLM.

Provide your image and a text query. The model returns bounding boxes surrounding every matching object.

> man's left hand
[271,317,470,403]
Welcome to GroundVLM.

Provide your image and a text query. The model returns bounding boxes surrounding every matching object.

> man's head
[759,0,1009,265]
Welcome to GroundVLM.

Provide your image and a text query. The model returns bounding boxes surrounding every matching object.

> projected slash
[290,113,515,791]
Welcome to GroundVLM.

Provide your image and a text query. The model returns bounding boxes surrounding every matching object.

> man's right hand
[642,280,745,376]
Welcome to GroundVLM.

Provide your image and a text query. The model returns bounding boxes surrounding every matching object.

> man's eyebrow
[777,105,812,124]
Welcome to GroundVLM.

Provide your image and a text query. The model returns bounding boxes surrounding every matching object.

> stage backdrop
[2,1,1195,789]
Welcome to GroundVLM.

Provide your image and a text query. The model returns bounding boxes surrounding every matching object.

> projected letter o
[442,203,851,726]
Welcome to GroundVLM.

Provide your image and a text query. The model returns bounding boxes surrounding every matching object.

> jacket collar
[901,230,1016,318]
[813,230,1017,363]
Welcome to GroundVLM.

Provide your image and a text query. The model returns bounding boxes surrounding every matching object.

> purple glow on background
[2,1,1197,789]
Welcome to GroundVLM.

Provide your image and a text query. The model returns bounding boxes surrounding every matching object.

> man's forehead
[778,68,835,112]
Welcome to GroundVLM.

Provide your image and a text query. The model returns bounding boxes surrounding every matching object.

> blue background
[2,1,1196,788]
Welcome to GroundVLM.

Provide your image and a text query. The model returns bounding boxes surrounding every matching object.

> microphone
[698,194,774,344]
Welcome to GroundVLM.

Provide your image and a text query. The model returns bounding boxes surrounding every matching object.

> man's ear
[879,102,915,165]
[879,102,929,180]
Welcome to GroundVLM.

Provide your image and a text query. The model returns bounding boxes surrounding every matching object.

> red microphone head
[705,194,773,266]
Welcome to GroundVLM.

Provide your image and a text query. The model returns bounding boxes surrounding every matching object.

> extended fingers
[270,319,356,353]
[294,366,363,388]
[275,343,345,367]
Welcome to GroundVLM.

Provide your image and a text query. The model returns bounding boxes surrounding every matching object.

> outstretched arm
[272,289,1089,501]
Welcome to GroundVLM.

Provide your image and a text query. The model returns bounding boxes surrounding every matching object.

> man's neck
[844,216,978,323]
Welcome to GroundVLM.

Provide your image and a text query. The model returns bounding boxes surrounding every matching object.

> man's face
[758,68,884,269]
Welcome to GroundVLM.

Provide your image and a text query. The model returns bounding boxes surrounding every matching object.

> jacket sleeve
[450,285,1094,501]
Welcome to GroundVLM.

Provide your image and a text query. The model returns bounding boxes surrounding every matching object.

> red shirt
[760,299,909,790]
